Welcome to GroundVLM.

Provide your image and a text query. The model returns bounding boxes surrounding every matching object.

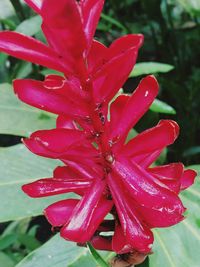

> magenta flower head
[0,0,197,256]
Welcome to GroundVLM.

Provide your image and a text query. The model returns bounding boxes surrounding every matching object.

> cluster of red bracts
[0,0,197,255]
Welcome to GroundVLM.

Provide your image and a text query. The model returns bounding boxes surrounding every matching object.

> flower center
[105,154,114,164]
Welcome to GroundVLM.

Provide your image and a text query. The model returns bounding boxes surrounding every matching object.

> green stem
[10,0,26,21]
[87,242,111,267]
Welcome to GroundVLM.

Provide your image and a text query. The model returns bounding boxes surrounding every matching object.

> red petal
[23,128,85,158]
[80,0,105,48]
[13,79,88,117]
[147,163,184,193]
[24,0,42,13]
[133,150,162,168]
[109,94,130,128]
[61,180,112,242]
[56,116,78,130]
[90,235,112,251]
[92,48,138,104]
[113,158,185,227]
[44,199,78,226]
[149,163,184,181]
[108,174,153,253]
[122,120,180,157]
[109,75,159,144]
[63,160,103,180]
[0,31,66,72]
[41,0,86,62]
[112,224,133,254]
[180,169,197,191]
[22,178,91,197]
[108,34,144,59]
[53,166,94,181]
[87,40,107,72]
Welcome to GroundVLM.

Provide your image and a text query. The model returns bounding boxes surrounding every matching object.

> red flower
[0,0,196,255]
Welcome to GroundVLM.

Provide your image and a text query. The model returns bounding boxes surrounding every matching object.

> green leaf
[18,234,41,251]
[69,254,96,267]
[100,13,127,32]
[149,175,200,267]
[150,99,176,114]
[126,128,138,143]
[183,146,200,157]
[130,62,174,77]
[0,144,74,222]
[0,252,15,267]
[15,62,32,79]
[0,0,14,19]
[40,69,63,76]
[0,234,18,250]
[16,234,90,267]
[176,0,200,16]
[0,83,56,136]
[15,16,42,36]
[87,243,110,267]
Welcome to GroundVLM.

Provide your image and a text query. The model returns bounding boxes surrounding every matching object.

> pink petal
[44,199,78,226]
[13,79,88,117]
[113,157,185,227]
[108,174,154,253]
[180,169,197,191]
[24,0,43,13]
[22,178,91,197]
[108,75,159,145]
[61,180,113,242]
[23,128,86,158]
[122,120,180,157]
[0,31,66,72]
[80,0,105,48]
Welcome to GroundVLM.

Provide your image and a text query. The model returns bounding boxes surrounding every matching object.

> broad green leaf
[16,16,42,36]
[130,62,174,77]
[0,0,14,19]
[0,144,74,222]
[149,173,200,267]
[176,0,200,16]
[150,99,176,114]
[16,234,90,267]
[69,254,96,267]
[0,83,56,136]
[0,252,15,267]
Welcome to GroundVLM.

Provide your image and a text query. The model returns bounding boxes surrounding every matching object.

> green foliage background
[0,0,199,266]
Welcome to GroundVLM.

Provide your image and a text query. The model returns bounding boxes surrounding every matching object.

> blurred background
[0,0,199,266]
